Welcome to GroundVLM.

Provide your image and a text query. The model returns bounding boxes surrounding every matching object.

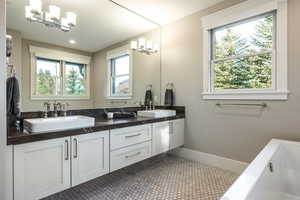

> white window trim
[29,46,91,100]
[201,0,288,100]
[106,44,133,100]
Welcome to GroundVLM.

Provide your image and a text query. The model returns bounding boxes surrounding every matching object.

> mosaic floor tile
[43,155,238,200]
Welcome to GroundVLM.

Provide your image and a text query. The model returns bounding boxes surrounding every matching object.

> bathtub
[221,139,300,200]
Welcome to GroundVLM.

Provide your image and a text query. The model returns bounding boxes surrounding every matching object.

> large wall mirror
[6,0,161,112]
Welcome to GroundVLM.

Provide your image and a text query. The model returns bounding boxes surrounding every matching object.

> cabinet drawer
[110,124,151,150]
[110,141,151,172]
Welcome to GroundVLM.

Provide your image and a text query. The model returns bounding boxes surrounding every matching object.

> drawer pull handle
[125,133,142,139]
[65,140,69,161]
[125,152,141,159]
[73,138,78,159]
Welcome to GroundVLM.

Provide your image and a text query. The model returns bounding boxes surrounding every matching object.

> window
[30,46,91,99]
[36,58,61,96]
[64,62,88,96]
[202,0,288,100]
[212,13,274,90]
[107,46,133,99]
[111,55,130,96]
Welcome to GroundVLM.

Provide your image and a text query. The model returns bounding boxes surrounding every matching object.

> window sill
[105,96,132,100]
[31,96,91,101]
[202,91,289,100]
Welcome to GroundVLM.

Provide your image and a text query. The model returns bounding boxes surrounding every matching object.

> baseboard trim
[171,147,248,174]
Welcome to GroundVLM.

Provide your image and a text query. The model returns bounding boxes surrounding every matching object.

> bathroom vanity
[5,1,178,199]
[9,108,185,200]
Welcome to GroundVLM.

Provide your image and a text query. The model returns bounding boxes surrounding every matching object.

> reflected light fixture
[130,38,159,55]
[25,0,77,32]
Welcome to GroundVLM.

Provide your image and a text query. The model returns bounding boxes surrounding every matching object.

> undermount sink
[137,109,176,118]
[24,115,95,133]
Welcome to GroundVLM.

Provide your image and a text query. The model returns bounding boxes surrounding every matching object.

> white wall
[161,0,300,163]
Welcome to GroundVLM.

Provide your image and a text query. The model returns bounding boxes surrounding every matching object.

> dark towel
[144,89,153,106]
[7,76,20,116]
[164,89,174,106]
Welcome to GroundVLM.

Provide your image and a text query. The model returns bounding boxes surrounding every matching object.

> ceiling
[7,0,223,52]
[113,0,224,25]
[6,0,158,52]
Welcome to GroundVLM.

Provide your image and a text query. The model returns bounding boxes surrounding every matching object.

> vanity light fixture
[130,38,159,55]
[25,0,77,32]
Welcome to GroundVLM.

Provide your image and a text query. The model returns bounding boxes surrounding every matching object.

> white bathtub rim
[221,139,299,200]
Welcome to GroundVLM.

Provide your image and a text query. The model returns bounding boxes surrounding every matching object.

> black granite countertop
[8,114,185,145]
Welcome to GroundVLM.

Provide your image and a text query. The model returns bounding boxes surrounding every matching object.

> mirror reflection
[6,0,161,112]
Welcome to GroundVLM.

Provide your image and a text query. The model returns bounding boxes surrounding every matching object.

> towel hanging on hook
[165,82,174,106]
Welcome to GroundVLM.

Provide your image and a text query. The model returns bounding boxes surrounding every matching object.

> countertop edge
[8,115,185,145]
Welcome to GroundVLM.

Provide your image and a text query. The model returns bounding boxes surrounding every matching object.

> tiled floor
[43,155,238,200]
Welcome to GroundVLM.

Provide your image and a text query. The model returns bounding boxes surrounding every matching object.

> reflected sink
[24,115,95,133]
[137,109,176,118]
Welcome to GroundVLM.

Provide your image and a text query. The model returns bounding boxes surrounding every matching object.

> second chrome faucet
[43,101,70,118]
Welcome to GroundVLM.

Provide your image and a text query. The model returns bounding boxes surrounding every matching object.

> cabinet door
[72,131,109,186]
[14,137,71,200]
[170,119,185,150]
[152,121,170,156]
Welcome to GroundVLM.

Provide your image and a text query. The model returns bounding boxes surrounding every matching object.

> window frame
[201,0,288,100]
[106,45,133,99]
[30,46,91,100]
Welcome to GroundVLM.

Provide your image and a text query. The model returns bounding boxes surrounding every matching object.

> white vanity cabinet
[14,131,110,200]
[12,118,184,200]
[110,124,152,172]
[110,141,152,171]
[71,131,109,186]
[169,119,185,149]
[152,119,185,156]
[152,121,171,156]
[14,137,71,200]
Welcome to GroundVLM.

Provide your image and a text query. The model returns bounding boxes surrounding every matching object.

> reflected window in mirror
[64,62,88,96]
[36,58,61,96]
[107,46,133,99]
[30,46,91,100]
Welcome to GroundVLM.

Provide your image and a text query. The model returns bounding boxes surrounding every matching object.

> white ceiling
[113,0,224,25]
[6,0,158,52]
[7,0,223,52]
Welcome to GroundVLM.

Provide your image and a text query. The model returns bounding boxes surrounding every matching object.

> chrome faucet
[61,103,70,117]
[149,101,154,110]
[53,101,62,117]
[43,102,51,118]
